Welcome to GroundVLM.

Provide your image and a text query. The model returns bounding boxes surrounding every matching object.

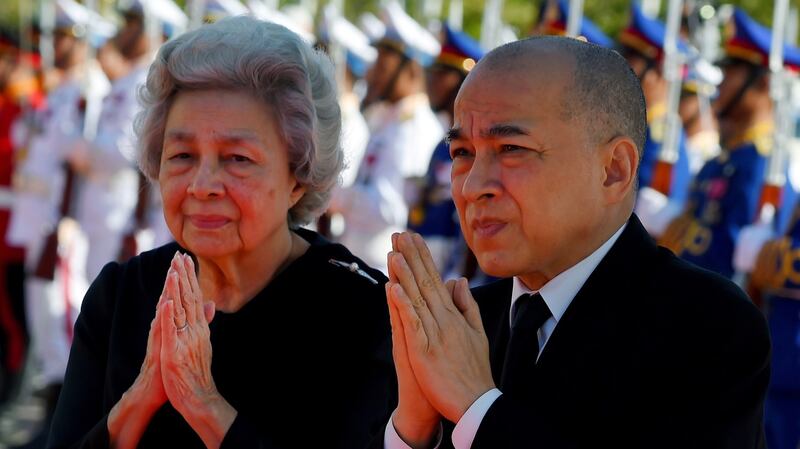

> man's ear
[757,72,771,93]
[601,135,639,205]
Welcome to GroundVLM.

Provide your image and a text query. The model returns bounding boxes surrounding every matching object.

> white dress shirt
[385,223,627,449]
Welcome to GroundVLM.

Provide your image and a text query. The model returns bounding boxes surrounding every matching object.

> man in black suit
[380,36,770,449]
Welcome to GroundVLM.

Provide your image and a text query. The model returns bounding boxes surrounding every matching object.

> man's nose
[460,151,502,202]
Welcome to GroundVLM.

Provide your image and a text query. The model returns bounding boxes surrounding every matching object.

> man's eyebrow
[482,124,530,138]
[446,127,461,144]
[445,124,530,144]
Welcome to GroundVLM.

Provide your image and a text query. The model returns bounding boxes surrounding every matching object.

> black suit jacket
[389,215,770,449]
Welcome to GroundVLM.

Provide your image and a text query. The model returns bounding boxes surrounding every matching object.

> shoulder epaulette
[328,258,380,284]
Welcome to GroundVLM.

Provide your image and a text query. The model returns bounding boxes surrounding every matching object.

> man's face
[53,31,79,70]
[427,65,463,112]
[0,53,14,89]
[622,51,665,108]
[622,51,649,79]
[678,92,700,128]
[364,46,405,103]
[713,61,759,118]
[450,57,608,286]
[114,13,146,59]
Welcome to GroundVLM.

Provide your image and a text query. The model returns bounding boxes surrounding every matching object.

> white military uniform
[8,37,111,389]
[339,92,370,187]
[320,6,375,187]
[333,94,443,273]
[74,0,186,281]
[330,2,442,273]
[74,64,149,282]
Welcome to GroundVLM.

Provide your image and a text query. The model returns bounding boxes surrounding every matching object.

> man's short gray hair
[481,36,647,157]
[136,15,342,227]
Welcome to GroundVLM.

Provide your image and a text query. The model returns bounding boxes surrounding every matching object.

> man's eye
[450,148,472,159]
[501,144,524,152]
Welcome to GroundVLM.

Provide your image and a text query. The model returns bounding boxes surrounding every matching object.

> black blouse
[48,229,394,448]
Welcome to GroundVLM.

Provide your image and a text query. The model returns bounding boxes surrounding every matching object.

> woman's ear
[601,135,639,205]
[289,179,306,208]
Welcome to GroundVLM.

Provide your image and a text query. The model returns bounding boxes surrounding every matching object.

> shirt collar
[510,223,627,326]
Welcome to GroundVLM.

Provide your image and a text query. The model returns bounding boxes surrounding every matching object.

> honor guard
[5,1,114,445]
[680,51,723,174]
[204,0,250,23]
[65,0,186,282]
[328,1,443,273]
[315,6,373,238]
[741,13,800,449]
[618,4,693,238]
[0,32,32,407]
[533,0,613,48]
[661,9,800,279]
[750,207,800,449]
[319,6,374,188]
[246,1,316,44]
[408,24,483,276]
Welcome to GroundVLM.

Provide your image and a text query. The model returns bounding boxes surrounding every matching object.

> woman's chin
[181,235,239,259]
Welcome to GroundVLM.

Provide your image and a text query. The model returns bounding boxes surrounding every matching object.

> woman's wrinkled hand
[129,258,187,412]
[107,258,179,449]
[160,252,216,412]
[160,252,235,448]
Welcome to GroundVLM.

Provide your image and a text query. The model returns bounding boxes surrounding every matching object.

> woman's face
[159,89,304,259]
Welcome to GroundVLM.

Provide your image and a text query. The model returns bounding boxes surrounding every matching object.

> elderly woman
[48,16,393,449]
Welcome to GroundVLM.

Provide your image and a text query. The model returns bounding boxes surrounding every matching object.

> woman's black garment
[47,229,393,448]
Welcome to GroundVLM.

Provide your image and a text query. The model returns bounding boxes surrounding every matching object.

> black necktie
[500,293,552,395]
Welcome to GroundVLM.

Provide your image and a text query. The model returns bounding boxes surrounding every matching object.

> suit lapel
[535,215,657,372]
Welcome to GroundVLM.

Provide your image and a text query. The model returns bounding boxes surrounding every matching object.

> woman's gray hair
[136,15,343,227]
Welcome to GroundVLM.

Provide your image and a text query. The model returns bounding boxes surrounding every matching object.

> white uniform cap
[321,5,377,66]
[205,0,250,22]
[378,1,440,67]
[56,0,117,47]
[684,47,723,96]
[281,4,314,38]
[119,0,188,36]
[246,0,315,44]
[358,12,386,43]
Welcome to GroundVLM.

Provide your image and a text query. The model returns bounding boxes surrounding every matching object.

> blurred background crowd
[0,0,798,448]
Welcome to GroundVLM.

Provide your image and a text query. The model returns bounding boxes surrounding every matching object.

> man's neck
[519,212,629,290]
[388,88,416,104]
[643,77,668,115]
[720,106,773,148]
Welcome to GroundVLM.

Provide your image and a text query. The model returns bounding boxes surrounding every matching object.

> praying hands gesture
[108,252,236,449]
[387,232,496,447]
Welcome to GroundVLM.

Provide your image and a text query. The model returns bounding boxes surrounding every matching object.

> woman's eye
[169,152,192,160]
[230,154,251,163]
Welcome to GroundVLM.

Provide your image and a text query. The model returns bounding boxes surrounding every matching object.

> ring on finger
[176,322,188,332]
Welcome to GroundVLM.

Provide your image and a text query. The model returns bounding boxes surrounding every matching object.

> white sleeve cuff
[384,410,443,449]
[451,388,503,449]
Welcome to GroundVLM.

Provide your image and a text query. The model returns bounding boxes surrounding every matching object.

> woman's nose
[187,158,225,199]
